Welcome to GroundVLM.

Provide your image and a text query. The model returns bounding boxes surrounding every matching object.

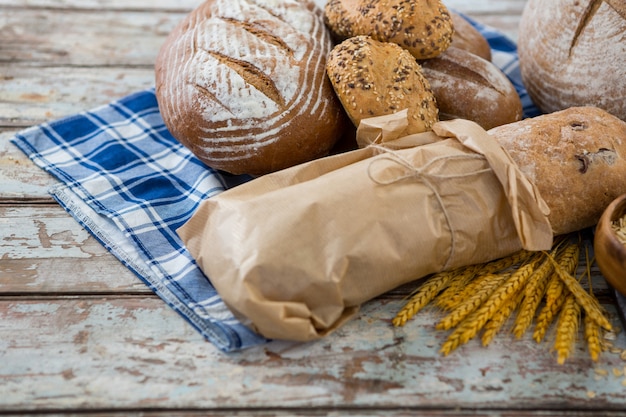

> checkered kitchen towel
[11,13,539,352]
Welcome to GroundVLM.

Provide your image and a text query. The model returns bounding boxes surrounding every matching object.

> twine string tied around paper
[367,144,491,270]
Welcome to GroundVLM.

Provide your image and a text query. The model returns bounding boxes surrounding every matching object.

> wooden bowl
[595,194,626,296]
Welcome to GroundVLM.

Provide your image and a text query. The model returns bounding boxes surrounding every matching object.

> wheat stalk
[546,255,612,331]
[581,246,603,362]
[434,264,483,310]
[447,272,497,307]
[533,290,567,343]
[440,309,481,355]
[512,254,555,338]
[482,287,524,346]
[435,251,532,311]
[531,241,580,342]
[479,249,534,275]
[393,270,455,327]
[554,293,581,364]
[440,255,541,355]
[393,233,612,364]
[436,272,486,311]
[544,274,566,311]
[435,273,510,330]
[584,314,602,362]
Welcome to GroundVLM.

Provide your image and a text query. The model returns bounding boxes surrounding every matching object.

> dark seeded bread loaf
[323,0,454,59]
[155,0,347,175]
[450,11,491,61]
[420,46,522,130]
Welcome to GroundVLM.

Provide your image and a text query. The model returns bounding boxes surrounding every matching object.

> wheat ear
[554,294,581,365]
[434,264,482,310]
[546,255,612,332]
[393,271,455,327]
[435,251,532,310]
[581,245,603,362]
[530,243,577,342]
[533,290,567,343]
[482,287,524,346]
[512,255,554,338]
[479,249,534,275]
[584,314,602,362]
[440,257,540,355]
[557,239,580,269]
[435,273,510,331]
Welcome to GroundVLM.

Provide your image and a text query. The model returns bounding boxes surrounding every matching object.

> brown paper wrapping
[178,113,553,342]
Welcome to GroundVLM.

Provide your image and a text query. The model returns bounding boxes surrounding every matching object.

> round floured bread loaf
[489,107,626,236]
[450,12,491,61]
[155,0,347,175]
[518,0,626,120]
[326,36,439,134]
[419,46,522,130]
[323,0,454,59]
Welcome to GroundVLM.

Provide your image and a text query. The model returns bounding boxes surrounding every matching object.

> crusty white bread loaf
[326,36,439,134]
[155,0,347,175]
[420,46,522,130]
[323,0,454,59]
[489,107,626,235]
[518,0,626,120]
[450,12,491,61]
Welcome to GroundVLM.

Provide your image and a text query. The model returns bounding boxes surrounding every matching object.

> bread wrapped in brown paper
[178,113,553,342]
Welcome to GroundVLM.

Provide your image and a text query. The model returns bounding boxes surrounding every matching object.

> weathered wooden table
[2,0,626,415]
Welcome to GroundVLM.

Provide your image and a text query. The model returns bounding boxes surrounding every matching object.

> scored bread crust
[326,36,439,134]
[155,0,347,175]
[489,107,626,235]
[324,0,454,59]
[518,0,626,120]
[420,46,522,130]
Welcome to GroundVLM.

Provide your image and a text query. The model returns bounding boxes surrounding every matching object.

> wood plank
[0,8,186,66]
[0,201,614,302]
[0,0,200,10]
[0,67,157,200]
[10,1,620,416]
[0,412,621,417]
[0,204,148,293]
[0,130,58,200]
[0,129,618,300]
[444,0,527,41]
[6,413,626,417]
[457,14,523,42]
[0,66,155,127]
[0,0,527,15]
[1,295,625,412]
[444,0,528,15]
[0,2,526,69]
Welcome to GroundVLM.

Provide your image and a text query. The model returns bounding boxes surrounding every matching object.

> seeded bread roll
[323,0,453,59]
[155,0,347,175]
[326,36,439,134]
[419,46,522,130]
[450,12,491,61]
[489,107,626,235]
[518,0,626,120]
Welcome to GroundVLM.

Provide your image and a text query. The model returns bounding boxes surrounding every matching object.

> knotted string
[366,143,491,270]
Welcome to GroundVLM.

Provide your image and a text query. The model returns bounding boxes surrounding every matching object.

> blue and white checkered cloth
[11,14,540,352]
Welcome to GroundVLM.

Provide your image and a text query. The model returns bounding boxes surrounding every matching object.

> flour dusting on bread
[156,0,346,175]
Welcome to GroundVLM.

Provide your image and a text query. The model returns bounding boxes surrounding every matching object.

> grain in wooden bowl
[594,194,626,296]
